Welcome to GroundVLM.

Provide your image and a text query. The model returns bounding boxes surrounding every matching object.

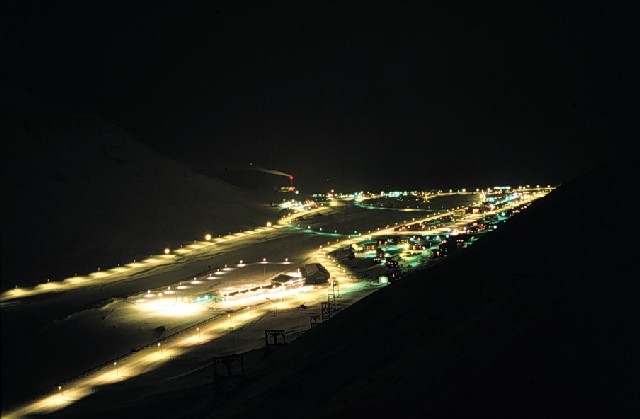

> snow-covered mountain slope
[2,99,279,290]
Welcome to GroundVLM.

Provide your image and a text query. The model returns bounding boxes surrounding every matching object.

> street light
[114,361,118,377]
[158,342,163,355]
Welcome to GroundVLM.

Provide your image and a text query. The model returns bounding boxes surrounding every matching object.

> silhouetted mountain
[198,152,636,417]
[1,91,279,291]
[45,146,639,419]
[4,84,639,417]
[33,145,638,419]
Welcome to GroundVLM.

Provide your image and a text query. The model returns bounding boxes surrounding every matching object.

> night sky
[4,1,638,192]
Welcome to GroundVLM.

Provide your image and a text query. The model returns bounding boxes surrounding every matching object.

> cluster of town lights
[1,188,554,418]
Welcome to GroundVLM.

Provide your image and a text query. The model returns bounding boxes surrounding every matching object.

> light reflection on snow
[137,299,206,317]
[0,191,556,418]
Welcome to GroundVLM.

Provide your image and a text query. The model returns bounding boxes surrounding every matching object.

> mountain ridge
[2,98,279,291]
[203,151,639,418]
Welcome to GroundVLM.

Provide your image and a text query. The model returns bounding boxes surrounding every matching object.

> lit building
[299,263,330,285]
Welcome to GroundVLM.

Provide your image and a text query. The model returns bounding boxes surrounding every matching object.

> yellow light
[164,247,170,255]
[205,233,212,241]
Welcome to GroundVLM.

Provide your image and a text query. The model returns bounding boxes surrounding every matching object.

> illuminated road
[0,188,551,418]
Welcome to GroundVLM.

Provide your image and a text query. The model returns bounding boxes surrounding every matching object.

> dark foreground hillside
[47,150,639,419]
[202,154,638,418]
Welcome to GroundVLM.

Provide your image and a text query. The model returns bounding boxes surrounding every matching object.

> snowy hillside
[1,99,280,291]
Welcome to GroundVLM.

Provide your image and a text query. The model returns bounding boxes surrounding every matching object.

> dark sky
[4,0,638,192]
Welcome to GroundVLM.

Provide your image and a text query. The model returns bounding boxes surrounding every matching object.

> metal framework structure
[321,301,331,322]
[328,291,336,307]
[264,329,286,347]
[309,314,321,328]
[212,353,245,395]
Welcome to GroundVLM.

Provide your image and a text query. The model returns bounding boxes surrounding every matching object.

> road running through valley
[1,190,551,418]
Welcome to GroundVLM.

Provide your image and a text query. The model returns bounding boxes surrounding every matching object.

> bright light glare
[137,299,205,317]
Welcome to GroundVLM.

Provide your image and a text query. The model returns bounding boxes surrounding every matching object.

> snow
[2,102,639,418]
[2,107,281,291]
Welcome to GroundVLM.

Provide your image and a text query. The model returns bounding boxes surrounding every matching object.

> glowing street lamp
[266,221,272,227]
[205,233,212,241]
[164,247,170,255]
[114,361,118,377]
[158,342,163,355]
